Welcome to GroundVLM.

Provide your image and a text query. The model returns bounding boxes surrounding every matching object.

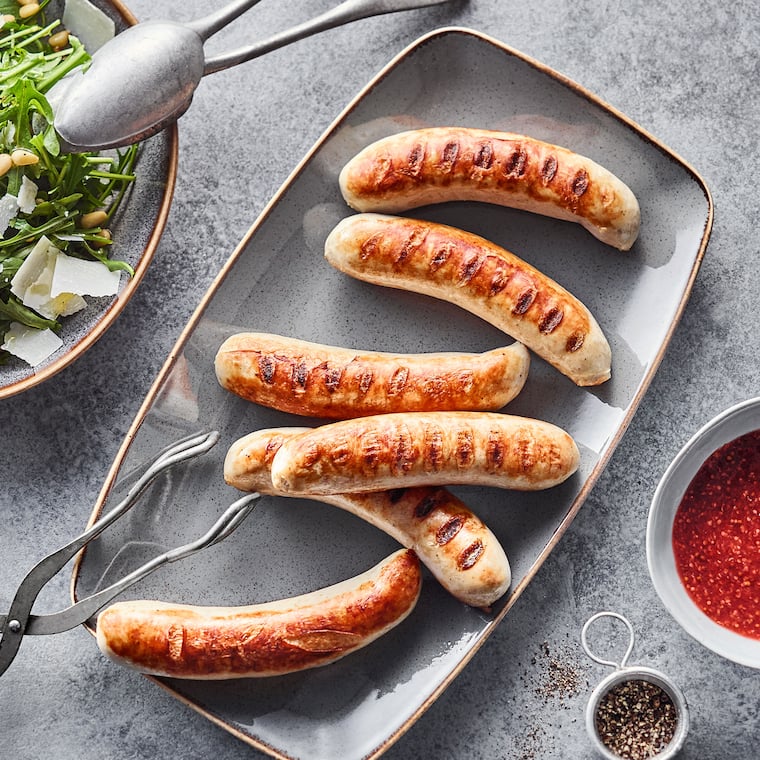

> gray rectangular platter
[72,27,713,760]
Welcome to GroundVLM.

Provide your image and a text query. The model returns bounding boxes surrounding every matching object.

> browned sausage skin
[269,411,580,496]
[214,332,529,418]
[224,427,511,608]
[96,548,421,679]
[339,127,640,251]
[325,213,611,386]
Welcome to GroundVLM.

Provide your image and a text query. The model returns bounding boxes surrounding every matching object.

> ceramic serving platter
[72,27,712,760]
[0,0,177,399]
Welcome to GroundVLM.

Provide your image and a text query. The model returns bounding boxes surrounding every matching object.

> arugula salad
[0,0,137,367]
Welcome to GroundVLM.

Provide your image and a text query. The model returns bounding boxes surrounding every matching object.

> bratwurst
[215,332,529,418]
[339,127,640,251]
[96,548,421,679]
[269,411,580,495]
[325,213,611,386]
[225,427,511,608]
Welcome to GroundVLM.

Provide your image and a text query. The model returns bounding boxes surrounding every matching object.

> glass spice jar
[581,612,689,760]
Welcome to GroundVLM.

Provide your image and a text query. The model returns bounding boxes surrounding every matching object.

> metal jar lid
[581,612,689,760]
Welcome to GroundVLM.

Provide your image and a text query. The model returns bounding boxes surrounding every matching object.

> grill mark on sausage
[541,155,558,184]
[488,264,510,296]
[513,288,536,314]
[571,169,589,197]
[395,228,427,265]
[393,427,415,474]
[323,364,343,392]
[360,233,383,260]
[473,142,494,169]
[376,155,394,190]
[291,360,308,390]
[388,488,407,504]
[414,491,443,518]
[405,143,425,177]
[264,437,283,462]
[258,354,276,384]
[456,429,475,468]
[424,425,444,471]
[458,253,483,284]
[486,430,505,468]
[361,430,383,468]
[565,331,586,353]
[387,366,409,396]
[539,307,564,334]
[430,241,453,270]
[504,147,527,177]
[459,540,485,570]
[436,515,465,545]
[517,438,534,473]
[329,438,351,467]
[440,140,460,172]
[357,368,374,394]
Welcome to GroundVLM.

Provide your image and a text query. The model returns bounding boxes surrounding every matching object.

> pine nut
[92,229,112,247]
[10,148,39,166]
[18,3,39,18]
[0,154,12,177]
[49,30,70,51]
[80,210,108,229]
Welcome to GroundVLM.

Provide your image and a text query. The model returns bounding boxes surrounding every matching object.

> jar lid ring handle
[581,611,635,670]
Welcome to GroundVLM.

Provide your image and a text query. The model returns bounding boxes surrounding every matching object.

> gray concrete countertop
[1,1,756,758]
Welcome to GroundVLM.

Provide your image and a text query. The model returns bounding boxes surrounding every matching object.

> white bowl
[647,396,760,669]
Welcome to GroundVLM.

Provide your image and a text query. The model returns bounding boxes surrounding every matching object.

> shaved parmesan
[17,176,37,214]
[6,234,121,366]
[57,293,88,316]
[51,253,121,298]
[1,322,63,366]
[10,237,56,300]
[0,193,18,231]
[0,176,38,234]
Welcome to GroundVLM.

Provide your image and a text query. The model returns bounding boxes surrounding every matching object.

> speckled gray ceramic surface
[70,28,711,760]
[0,0,177,399]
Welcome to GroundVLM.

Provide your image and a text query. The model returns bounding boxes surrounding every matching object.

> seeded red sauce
[672,429,760,638]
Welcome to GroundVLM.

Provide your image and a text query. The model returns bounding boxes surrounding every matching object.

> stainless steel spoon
[53,0,455,152]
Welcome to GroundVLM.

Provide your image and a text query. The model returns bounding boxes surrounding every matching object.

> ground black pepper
[594,679,678,759]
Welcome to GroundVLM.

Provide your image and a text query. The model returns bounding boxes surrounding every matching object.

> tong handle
[0,430,219,676]
[29,492,260,635]
[186,0,265,41]
[203,0,453,75]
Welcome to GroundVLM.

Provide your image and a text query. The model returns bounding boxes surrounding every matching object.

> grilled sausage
[269,411,580,495]
[225,427,511,608]
[324,213,611,386]
[214,332,529,418]
[96,548,421,679]
[338,127,640,251]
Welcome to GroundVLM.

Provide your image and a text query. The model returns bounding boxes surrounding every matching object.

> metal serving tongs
[0,430,260,677]
[53,0,456,152]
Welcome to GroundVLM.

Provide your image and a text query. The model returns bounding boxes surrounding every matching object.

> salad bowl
[0,0,177,399]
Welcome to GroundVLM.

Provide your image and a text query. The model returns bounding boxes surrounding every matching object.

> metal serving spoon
[53,0,455,152]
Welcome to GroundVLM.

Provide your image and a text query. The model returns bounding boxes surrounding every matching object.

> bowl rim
[646,395,760,668]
